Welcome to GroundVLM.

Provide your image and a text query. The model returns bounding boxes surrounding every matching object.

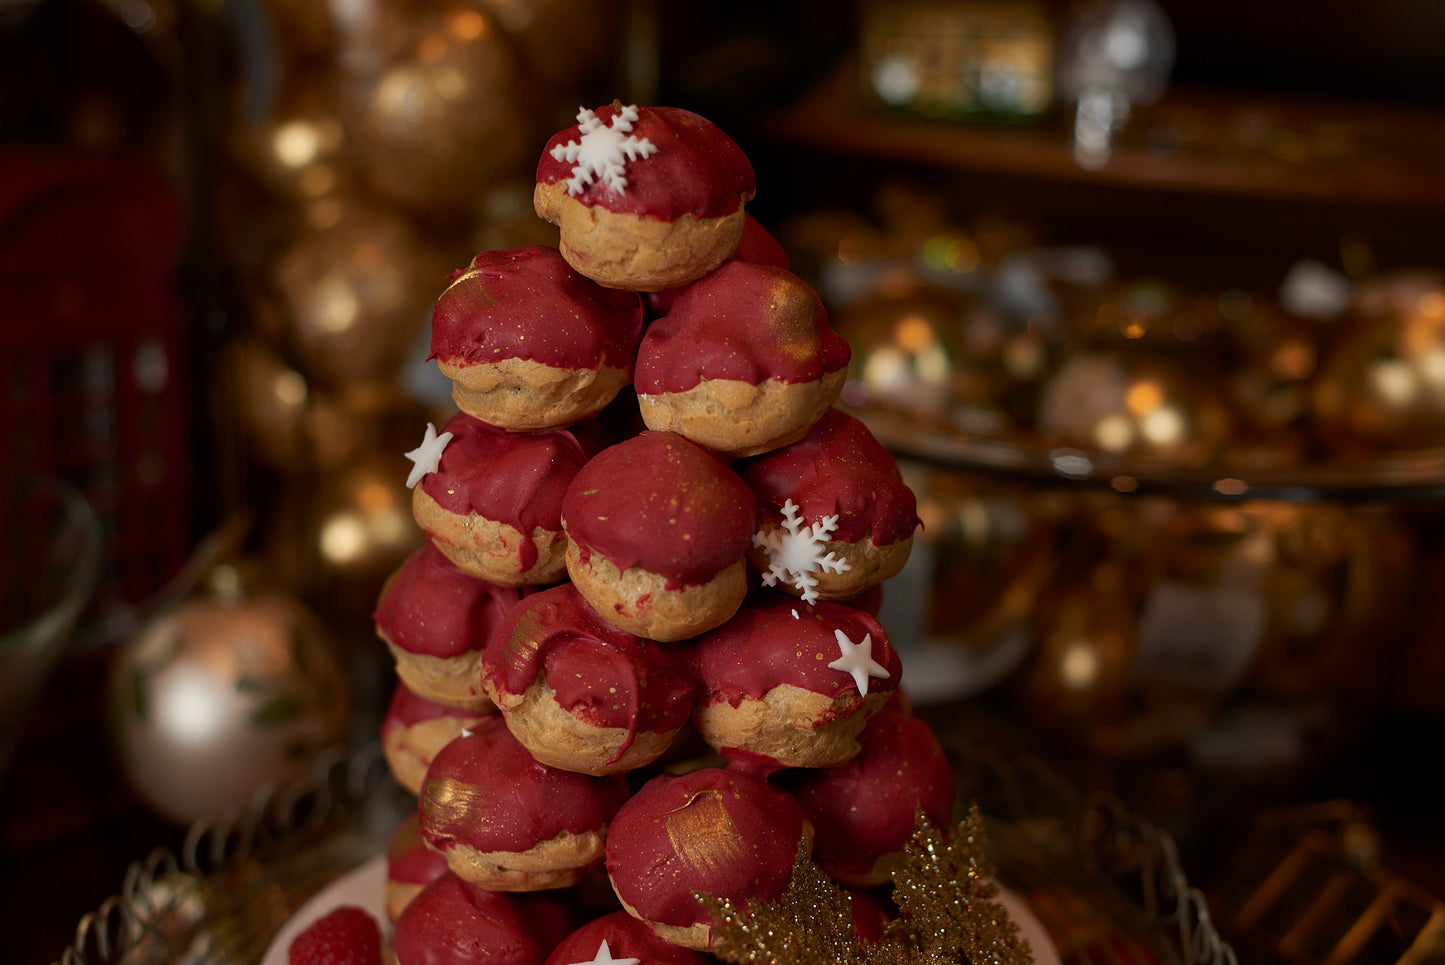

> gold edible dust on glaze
[422,777,491,832]
[666,789,746,875]
[503,608,545,675]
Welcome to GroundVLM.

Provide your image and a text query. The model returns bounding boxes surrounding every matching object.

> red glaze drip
[374,544,531,659]
[420,719,629,854]
[429,246,643,368]
[392,872,545,965]
[387,812,451,888]
[635,261,851,393]
[782,709,955,880]
[738,408,921,546]
[683,598,901,709]
[484,584,698,760]
[421,412,603,572]
[536,104,754,221]
[604,768,807,929]
[545,910,712,965]
[561,431,756,587]
[645,213,789,317]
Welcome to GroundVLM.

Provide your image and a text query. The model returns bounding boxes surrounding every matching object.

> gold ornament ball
[336,2,531,212]
[1036,347,1232,467]
[229,67,352,203]
[310,451,425,586]
[476,0,623,102]
[108,573,349,825]
[269,197,453,389]
[1016,559,1138,745]
[1310,301,1445,454]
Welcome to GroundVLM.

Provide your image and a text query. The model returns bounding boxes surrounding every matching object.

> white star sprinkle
[567,940,640,965]
[550,104,658,196]
[828,629,890,696]
[404,422,453,489]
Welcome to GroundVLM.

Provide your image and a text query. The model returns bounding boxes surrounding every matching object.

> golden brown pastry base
[535,181,748,292]
[413,486,567,587]
[564,542,746,642]
[438,355,630,431]
[638,370,846,458]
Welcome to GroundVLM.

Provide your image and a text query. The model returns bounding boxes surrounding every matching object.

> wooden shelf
[755,63,1445,210]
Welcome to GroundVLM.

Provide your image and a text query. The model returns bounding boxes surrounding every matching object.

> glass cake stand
[52,735,1234,965]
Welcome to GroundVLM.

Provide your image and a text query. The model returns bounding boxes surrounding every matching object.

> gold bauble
[1016,558,1139,745]
[310,451,424,588]
[229,67,352,203]
[336,2,531,211]
[1036,347,1232,466]
[268,197,453,389]
[108,568,349,825]
[1310,302,1445,455]
[224,335,314,471]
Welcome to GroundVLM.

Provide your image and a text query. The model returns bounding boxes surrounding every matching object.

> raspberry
[288,905,382,965]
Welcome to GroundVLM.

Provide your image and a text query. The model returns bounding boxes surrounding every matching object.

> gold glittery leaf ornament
[704,806,1034,965]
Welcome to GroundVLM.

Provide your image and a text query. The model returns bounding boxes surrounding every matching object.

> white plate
[260,857,1061,964]
[260,856,390,965]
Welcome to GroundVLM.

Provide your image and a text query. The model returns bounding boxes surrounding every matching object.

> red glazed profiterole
[738,407,921,601]
[483,582,699,775]
[374,543,534,711]
[634,260,852,457]
[682,597,902,770]
[381,680,494,796]
[428,246,644,429]
[534,103,755,291]
[413,411,605,586]
[385,811,451,923]
[419,718,630,891]
[392,871,574,965]
[604,767,812,950]
[781,708,956,888]
[560,430,756,641]
[644,212,790,318]
[545,910,712,965]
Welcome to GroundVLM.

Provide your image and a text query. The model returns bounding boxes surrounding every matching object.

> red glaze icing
[484,584,698,760]
[383,681,488,732]
[645,213,789,317]
[536,104,754,221]
[421,412,603,572]
[420,718,629,855]
[781,709,956,881]
[545,910,711,965]
[847,889,889,943]
[683,598,901,710]
[737,408,920,546]
[429,246,644,369]
[561,431,756,587]
[393,872,550,965]
[635,261,851,393]
[374,544,532,659]
[604,768,807,929]
[387,811,451,888]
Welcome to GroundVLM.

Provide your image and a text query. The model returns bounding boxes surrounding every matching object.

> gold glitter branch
[704,807,1034,965]
[701,839,864,965]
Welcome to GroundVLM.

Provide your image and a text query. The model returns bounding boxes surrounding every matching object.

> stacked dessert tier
[373,102,951,962]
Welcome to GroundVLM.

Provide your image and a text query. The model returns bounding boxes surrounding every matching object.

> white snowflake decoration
[828,629,890,696]
[753,498,851,605]
[550,104,658,197]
